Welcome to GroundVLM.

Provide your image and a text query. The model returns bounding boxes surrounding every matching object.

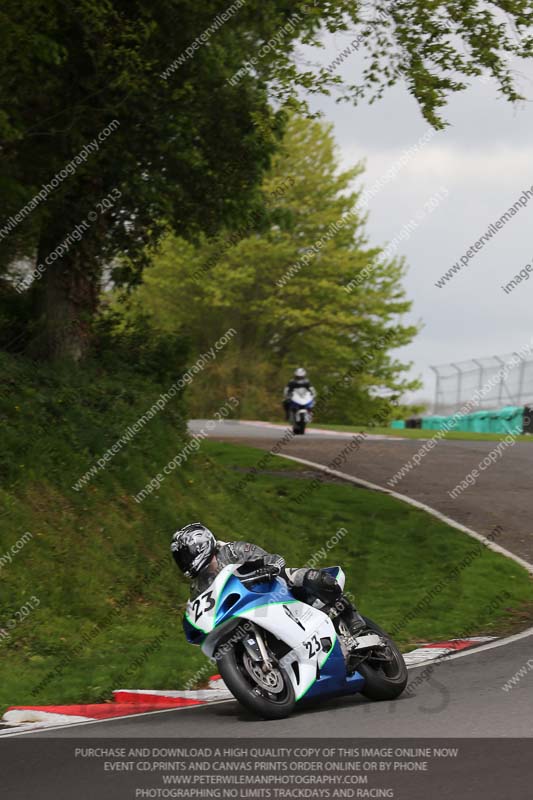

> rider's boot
[300,570,366,637]
[331,594,366,637]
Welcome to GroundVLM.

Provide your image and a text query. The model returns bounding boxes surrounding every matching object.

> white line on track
[0,699,233,738]
[6,628,533,738]
[414,625,533,666]
[278,453,533,575]
[238,420,405,440]
[6,455,532,738]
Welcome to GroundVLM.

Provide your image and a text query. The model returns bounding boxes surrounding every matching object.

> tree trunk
[31,226,100,362]
[44,254,99,361]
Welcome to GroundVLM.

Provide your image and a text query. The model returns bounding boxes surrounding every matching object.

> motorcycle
[288,386,315,435]
[183,563,407,720]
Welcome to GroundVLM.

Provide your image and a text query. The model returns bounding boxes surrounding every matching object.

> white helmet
[294,368,307,380]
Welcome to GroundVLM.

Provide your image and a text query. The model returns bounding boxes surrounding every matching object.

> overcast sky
[302,29,533,408]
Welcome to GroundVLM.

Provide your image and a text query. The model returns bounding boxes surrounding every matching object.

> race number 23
[303,634,321,658]
[191,590,215,623]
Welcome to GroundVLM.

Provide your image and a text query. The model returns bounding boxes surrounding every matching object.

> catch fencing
[430,353,533,415]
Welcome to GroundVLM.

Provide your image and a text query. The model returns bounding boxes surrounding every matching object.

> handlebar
[237,565,278,586]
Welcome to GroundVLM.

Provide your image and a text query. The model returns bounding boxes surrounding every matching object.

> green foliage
[92,311,191,385]
[2,430,530,713]
[0,1,288,357]
[125,115,420,422]
[0,339,189,491]
[0,346,193,710]
[1,1,531,358]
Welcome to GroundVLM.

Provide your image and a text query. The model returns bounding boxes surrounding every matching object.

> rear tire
[357,616,407,701]
[217,643,296,720]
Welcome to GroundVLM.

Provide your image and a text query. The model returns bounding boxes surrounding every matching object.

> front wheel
[356,616,407,701]
[217,640,296,720]
[293,418,305,435]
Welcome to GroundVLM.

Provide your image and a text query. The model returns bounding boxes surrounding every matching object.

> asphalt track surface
[3,421,533,799]
[191,419,533,565]
[7,418,532,741]
[3,631,533,800]
[15,628,533,739]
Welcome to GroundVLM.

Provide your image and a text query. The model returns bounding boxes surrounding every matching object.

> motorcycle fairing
[289,387,315,409]
[184,564,364,702]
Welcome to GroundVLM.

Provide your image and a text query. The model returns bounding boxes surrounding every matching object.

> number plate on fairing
[185,565,237,634]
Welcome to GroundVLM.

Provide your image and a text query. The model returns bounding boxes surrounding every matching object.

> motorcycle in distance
[183,562,408,720]
[288,386,315,435]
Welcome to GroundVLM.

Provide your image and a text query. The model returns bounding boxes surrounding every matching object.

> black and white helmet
[171,522,216,577]
[294,367,307,380]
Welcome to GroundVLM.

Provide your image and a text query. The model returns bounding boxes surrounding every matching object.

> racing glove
[262,554,286,576]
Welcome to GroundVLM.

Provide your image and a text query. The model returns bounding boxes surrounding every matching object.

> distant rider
[171,522,365,637]
[283,367,316,421]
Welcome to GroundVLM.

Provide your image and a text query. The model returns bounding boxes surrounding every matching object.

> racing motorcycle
[183,562,407,720]
[288,386,315,435]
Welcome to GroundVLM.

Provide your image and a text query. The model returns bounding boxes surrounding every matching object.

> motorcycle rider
[171,522,365,637]
[283,367,316,421]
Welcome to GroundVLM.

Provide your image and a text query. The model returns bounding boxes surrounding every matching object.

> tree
[125,116,419,422]
[0,1,289,359]
[1,1,531,360]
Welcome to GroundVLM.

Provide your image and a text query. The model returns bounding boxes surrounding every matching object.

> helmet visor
[172,546,196,576]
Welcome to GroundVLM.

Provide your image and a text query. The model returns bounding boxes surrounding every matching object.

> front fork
[243,625,273,672]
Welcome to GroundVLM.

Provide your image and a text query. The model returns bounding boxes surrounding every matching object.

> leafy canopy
[123,116,420,422]
[1,0,530,359]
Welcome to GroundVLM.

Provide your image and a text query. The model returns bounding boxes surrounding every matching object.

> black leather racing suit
[190,540,363,632]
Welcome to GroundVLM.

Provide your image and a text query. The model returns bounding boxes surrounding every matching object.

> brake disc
[243,652,284,694]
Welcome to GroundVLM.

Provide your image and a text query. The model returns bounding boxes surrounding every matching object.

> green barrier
[450,413,473,432]
[506,406,524,434]
[398,405,525,434]
[487,406,523,434]
[421,415,446,430]
[468,410,489,433]
[451,414,467,432]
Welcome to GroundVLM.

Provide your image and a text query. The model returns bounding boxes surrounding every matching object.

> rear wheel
[354,616,407,701]
[217,640,296,720]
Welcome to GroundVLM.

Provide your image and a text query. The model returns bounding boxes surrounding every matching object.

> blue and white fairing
[183,564,364,702]
[288,386,315,410]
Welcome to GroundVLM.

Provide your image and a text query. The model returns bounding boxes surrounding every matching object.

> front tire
[356,616,407,701]
[293,419,305,435]
[217,642,296,720]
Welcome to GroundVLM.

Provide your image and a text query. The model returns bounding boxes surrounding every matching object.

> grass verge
[1,425,532,716]
[308,423,533,442]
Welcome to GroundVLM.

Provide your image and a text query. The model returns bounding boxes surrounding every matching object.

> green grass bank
[1,352,531,714]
